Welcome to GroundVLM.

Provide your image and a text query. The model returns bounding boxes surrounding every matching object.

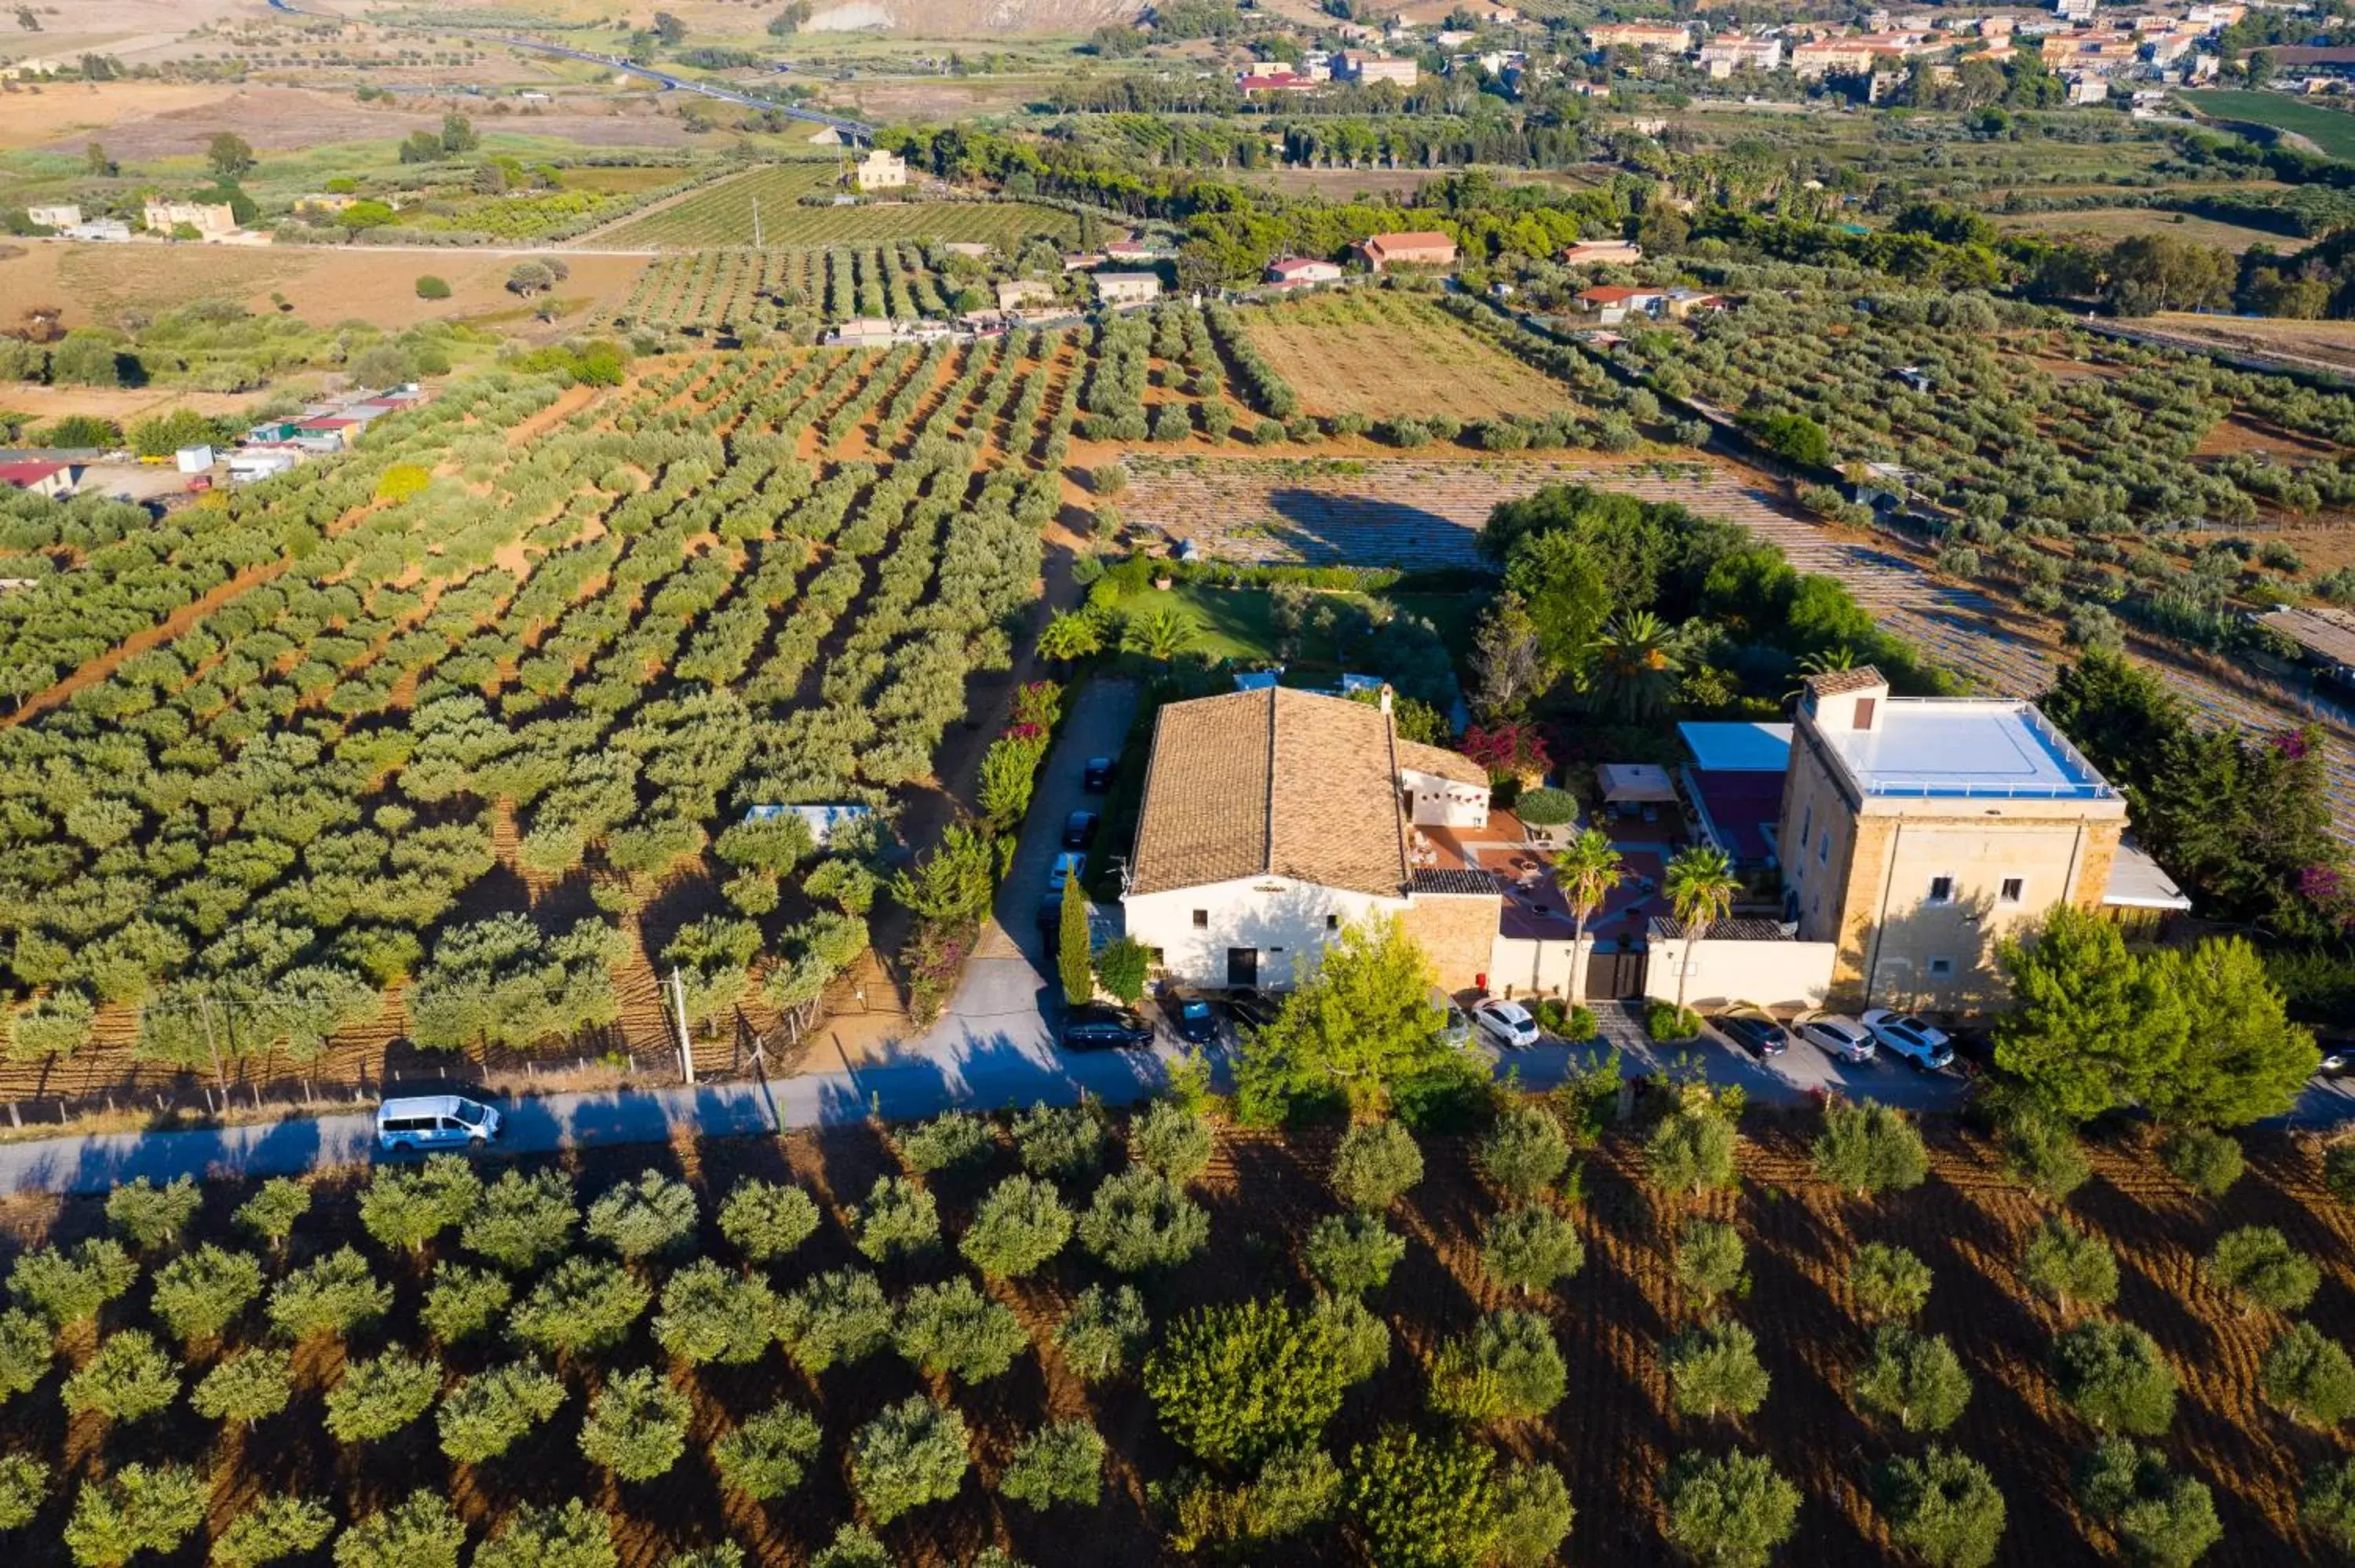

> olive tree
[2203,1226,2320,1315]
[1052,1282,1148,1383]
[191,1348,293,1426]
[105,1177,203,1252]
[0,1309,45,1403]
[1303,1211,1406,1296]
[10,1238,137,1326]
[1145,1299,1350,1468]
[2076,1439,2221,1568]
[1130,1099,1214,1184]
[268,1248,392,1341]
[1013,1102,1107,1178]
[712,1402,824,1500]
[1079,1169,1209,1273]
[1493,1460,1575,1568]
[1811,1099,1928,1198]
[474,1501,613,1568]
[1345,1426,1500,1568]
[1427,1308,1567,1423]
[586,1171,699,1260]
[331,1490,466,1568]
[323,1347,442,1443]
[1877,1446,2006,1568]
[1852,1242,1933,1324]
[1481,1205,1584,1296]
[717,1179,820,1264]
[1668,1320,1771,1421]
[1331,1121,1423,1212]
[0,1453,44,1531]
[2260,1322,2355,1429]
[1855,1326,1973,1435]
[1000,1418,1106,1510]
[420,1262,512,1344]
[234,1179,312,1252]
[462,1169,578,1271]
[961,1175,1073,1279]
[210,1495,336,1568]
[850,1175,940,1264]
[507,1256,649,1358]
[2022,1217,2119,1317]
[2054,1321,2179,1435]
[2304,1455,2355,1554]
[1660,1449,1801,1568]
[1674,1219,1747,1314]
[2160,1127,2244,1199]
[60,1330,179,1424]
[149,1245,263,1346]
[1479,1104,1571,1202]
[653,1260,779,1365]
[776,1268,893,1374]
[851,1395,969,1525]
[893,1277,1028,1384]
[359,1158,481,1254]
[436,1361,566,1463]
[62,1464,206,1568]
[579,1367,692,1481]
[893,1110,995,1175]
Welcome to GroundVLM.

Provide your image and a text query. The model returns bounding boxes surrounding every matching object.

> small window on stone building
[1928,876,1954,905]
[1999,877,2024,904]
[1326,913,1339,929]
[1192,910,1208,928]
[1928,957,1955,977]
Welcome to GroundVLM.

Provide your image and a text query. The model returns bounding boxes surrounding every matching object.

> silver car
[1799,1016,1877,1065]
[1861,1009,1954,1071]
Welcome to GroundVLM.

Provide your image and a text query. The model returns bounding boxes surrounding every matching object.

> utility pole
[671,968,696,1085]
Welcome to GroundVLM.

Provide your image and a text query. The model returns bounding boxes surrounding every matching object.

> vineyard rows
[0,332,1100,1093]
[620,245,954,334]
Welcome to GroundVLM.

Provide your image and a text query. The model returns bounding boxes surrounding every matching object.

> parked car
[1083,756,1115,793]
[377,1094,502,1154]
[1218,990,1279,1034]
[1061,1002,1154,1052]
[1164,992,1220,1045]
[1711,1012,1789,1060]
[2319,1034,2353,1076]
[1047,851,1086,891]
[1035,895,1066,953]
[1061,810,1100,850]
[1861,1008,1955,1072]
[1473,997,1541,1050]
[1799,1016,1877,1065]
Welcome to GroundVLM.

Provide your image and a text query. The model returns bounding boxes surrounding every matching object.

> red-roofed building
[1351,231,1458,272]
[1238,70,1317,93]
[1577,284,1667,323]
[1265,256,1345,286]
[0,460,78,498]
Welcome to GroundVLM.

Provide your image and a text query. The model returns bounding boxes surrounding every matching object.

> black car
[1061,1002,1154,1052]
[1083,756,1115,793]
[1711,1012,1790,1060]
[1035,895,1066,953]
[1218,990,1279,1034]
[1062,810,1100,850]
[1165,993,1219,1045]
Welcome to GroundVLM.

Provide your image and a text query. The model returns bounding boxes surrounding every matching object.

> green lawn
[1108,582,1484,669]
[2184,89,2355,161]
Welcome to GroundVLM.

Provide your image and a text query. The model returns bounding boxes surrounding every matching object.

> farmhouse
[1093,272,1163,307]
[1576,284,1667,322]
[824,318,904,348]
[1776,668,2148,1012]
[852,148,907,191]
[1352,231,1458,272]
[1265,256,1345,286]
[0,460,79,498]
[1559,239,1643,266]
[1123,687,1501,991]
[1340,51,1420,86]
[995,279,1057,311]
[143,199,238,237]
[26,203,80,230]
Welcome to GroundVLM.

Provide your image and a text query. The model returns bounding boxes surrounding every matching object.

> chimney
[1802,668,1889,735]
[1378,683,1393,715]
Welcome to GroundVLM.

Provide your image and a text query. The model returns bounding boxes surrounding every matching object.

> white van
[376,1094,502,1153]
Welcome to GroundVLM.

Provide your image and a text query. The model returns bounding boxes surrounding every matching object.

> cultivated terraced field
[595,162,1078,251]
[1241,290,1584,421]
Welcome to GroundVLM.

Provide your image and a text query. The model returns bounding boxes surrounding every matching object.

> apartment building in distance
[1586,22,1694,53]
[1340,51,1420,86]
[1698,35,1786,76]
[1776,669,2132,1012]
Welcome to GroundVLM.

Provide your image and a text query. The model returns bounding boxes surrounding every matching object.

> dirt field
[1242,291,1579,421]
[0,241,647,334]
[2137,312,2355,378]
[0,82,244,154]
[0,1111,2343,1566]
[1992,208,2309,254]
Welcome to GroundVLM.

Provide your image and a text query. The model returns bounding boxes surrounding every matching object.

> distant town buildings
[1699,35,1785,77]
[1586,22,1694,53]
[1340,50,1420,86]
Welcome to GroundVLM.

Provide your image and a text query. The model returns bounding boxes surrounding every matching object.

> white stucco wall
[1646,936,1836,1014]
[1123,877,1404,990]
[1400,767,1489,829]
[1489,935,1584,997]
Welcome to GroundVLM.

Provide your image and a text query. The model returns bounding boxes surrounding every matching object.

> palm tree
[1036,609,1104,665]
[1121,607,1198,663]
[1662,844,1739,1023]
[1782,646,1857,705]
[1585,611,1683,721]
[1551,826,1625,1008]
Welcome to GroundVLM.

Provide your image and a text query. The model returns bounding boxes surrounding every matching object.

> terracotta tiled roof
[1804,664,1887,697]
[1129,687,1422,899]
[1396,738,1488,786]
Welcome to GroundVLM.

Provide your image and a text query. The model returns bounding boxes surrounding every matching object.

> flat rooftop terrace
[1824,698,2116,801]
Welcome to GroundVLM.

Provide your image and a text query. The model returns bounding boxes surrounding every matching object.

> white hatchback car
[377,1094,503,1153]
[1473,998,1542,1050]
[1799,1016,1877,1065]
